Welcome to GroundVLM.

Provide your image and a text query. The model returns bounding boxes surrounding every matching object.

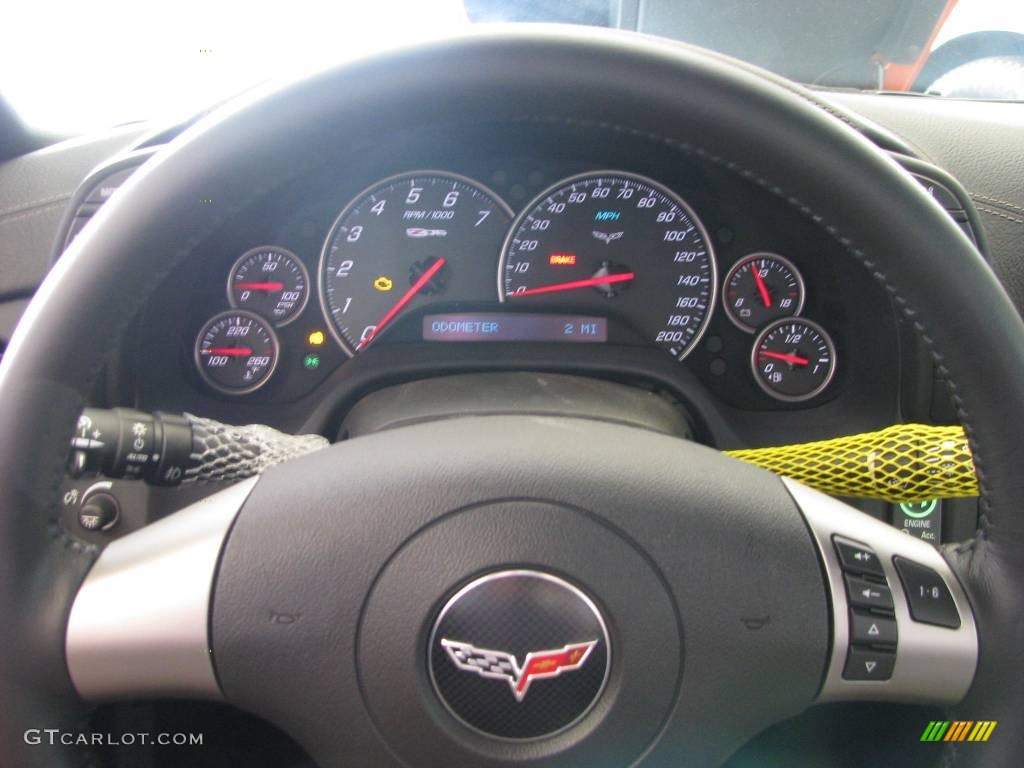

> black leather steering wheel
[2,27,1023,768]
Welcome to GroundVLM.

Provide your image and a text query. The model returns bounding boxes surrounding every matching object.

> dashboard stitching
[0,200,68,224]
[789,96,923,159]
[666,38,916,156]
[0,193,71,219]
[971,194,1024,215]
[508,116,992,537]
[975,205,1024,226]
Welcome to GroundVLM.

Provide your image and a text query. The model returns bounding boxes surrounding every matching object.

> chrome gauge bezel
[317,170,514,356]
[193,309,281,396]
[722,251,806,333]
[226,245,311,327]
[750,317,837,403]
[496,170,718,362]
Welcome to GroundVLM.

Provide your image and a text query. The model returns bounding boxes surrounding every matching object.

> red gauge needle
[204,347,252,356]
[751,265,772,308]
[235,282,284,291]
[357,257,447,350]
[509,272,636,298]
[759,350,809,365]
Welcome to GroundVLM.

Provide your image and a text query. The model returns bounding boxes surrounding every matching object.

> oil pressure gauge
[751,318,836,402]
[228,246,310,326]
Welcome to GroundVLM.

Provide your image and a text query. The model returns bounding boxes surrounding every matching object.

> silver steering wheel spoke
[785,478,978,705]
[65,477,259,701]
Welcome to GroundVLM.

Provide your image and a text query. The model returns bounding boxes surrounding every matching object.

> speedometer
[499,171,716,359]
[319,171,512,354]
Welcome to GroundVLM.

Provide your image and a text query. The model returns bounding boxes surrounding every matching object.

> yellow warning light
[374,276,394,292]
[307,330,326,347]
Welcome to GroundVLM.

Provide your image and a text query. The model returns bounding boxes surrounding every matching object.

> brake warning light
[549,253,577,266]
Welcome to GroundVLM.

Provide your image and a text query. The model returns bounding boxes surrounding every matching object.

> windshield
[4,0,1023,135]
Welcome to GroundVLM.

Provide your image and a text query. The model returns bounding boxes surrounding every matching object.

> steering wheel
[2,27,1022,768]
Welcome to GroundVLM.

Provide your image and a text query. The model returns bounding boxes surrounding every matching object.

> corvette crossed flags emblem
[440,638,599,702]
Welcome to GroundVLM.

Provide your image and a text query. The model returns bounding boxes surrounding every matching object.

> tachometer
[319,171,512,354]
[499,171,716,359]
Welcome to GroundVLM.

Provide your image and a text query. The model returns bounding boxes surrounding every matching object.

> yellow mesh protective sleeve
[724,424,979,503]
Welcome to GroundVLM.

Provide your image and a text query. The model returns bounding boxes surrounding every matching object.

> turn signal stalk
[725,424,979,503]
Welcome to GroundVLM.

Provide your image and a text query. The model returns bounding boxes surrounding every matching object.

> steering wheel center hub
[349,497,681,765]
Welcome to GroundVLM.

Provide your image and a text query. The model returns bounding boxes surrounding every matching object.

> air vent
[55,147,159,260]
[911,173,979,247]
[62,166,139,251]
[891,153,986,255]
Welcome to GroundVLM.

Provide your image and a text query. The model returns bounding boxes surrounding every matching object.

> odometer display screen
[423,313,607,343]
[499,171,717,360]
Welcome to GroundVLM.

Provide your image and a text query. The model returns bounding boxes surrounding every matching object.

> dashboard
[93,119,910,449]
[0,86,1015,477]
[1,34,1021,768]
[10,91,983,585]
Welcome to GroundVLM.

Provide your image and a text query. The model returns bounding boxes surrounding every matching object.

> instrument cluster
[192,168,838,404]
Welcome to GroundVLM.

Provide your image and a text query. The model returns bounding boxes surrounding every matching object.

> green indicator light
[899,499,938,519]
[303,354,320,370]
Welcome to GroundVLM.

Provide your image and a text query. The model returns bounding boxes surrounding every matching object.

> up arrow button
[851,609,898,646]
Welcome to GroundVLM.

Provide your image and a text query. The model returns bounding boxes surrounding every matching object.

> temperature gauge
[194,310,279,395]
[751,318,836,402]
[723,253,804,333]
[228,246,310,326]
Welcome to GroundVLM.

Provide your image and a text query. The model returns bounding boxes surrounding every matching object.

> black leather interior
[0,127,144,355]
[0,126,143,300]
[1,28,1023,766]
[828,91,1024,314]
[4,63,1024,353]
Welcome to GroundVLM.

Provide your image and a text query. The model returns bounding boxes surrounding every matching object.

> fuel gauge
[751,318,836,402]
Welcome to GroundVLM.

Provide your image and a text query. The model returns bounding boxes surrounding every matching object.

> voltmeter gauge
[228,246,310,326]
[194,310,279,395]
[751,318,836,402]
[723,253,804,332]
